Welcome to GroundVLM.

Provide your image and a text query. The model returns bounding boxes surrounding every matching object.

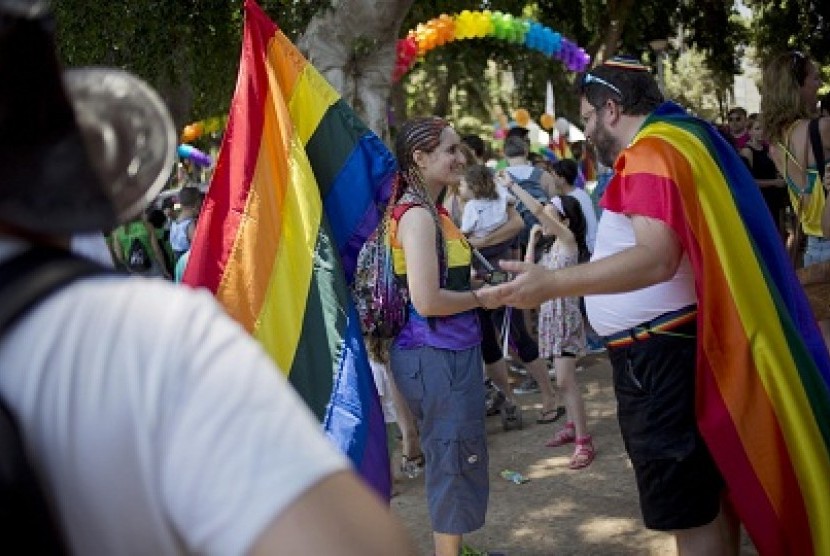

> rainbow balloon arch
[393,11,591,82]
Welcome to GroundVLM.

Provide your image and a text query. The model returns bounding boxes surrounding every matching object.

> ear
[412,149,429,170]
[604,98,622,126]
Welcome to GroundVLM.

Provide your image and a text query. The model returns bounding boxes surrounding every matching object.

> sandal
[536,405,566,424]
[545,422,575,447]
[400,453,425,479]
[569,435,595,470]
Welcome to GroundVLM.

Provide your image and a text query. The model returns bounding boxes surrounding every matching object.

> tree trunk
[298,0,414,144]
[587,0,636,64]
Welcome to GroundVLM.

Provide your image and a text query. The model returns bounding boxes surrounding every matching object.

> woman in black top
[741,114,789,242]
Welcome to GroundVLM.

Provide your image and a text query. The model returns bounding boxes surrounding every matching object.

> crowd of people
[2,1,829,555]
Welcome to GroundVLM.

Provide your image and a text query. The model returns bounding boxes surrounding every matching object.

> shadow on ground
[391,354,759,556]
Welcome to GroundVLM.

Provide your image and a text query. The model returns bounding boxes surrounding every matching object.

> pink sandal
[569,435,595,469]
[545,422,575,448]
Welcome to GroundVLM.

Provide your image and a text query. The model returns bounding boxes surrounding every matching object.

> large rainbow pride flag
[603,101,830,555]
[183,0,396,499]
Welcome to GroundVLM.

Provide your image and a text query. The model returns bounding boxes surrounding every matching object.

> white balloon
[555,117,570,135]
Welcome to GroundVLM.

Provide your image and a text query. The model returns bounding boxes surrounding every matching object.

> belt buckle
[629,324,650,342]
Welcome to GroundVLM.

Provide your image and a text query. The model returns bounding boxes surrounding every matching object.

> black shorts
[607,319,723,531]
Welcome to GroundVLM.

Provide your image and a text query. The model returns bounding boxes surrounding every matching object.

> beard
[593,116,622,168]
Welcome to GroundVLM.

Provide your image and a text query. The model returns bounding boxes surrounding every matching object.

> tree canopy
[52,0,828,132]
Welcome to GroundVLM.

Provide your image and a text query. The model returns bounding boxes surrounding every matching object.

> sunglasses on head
[581,73,623,97]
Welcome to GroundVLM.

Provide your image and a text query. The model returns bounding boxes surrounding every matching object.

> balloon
[555,117,570,136]
[177,144,212,167]
[180,124,199,143]
[394,11,588,81]
[514,108,530,127]
[540,113,554,130]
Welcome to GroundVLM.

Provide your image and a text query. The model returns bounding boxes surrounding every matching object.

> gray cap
[0,1,175,234]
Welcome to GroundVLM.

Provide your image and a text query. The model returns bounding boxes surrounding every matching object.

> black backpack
[0,247,108,554]
[127,237,151,272]
[506,167,550,248]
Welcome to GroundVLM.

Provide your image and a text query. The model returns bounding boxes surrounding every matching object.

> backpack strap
[0,247,109,335]
[808,117,825,181]
[0,246,109,554]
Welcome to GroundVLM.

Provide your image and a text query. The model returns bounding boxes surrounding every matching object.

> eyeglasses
[727,116,744,122]
[581,73,623,98]
[580,105,606,127]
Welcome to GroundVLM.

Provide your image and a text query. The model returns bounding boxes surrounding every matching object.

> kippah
[603,55,650,72]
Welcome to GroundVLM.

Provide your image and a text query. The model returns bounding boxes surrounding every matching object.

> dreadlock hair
[393,116,451,282]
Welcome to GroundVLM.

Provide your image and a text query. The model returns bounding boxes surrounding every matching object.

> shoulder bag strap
[809,117,825,181]
[0,247,108,336]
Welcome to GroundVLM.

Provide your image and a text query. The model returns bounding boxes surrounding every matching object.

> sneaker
[400,454,425,479]
[513,376,539,394]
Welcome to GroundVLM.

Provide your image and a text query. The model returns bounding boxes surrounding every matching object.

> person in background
[523,194,594,468]
[111,212,172,279]
[739,113,789,243]
[726,107,750,150]
[169,186,201,263]
[0,4,416,554]
[363,336,424,482]
[763,50,830,350]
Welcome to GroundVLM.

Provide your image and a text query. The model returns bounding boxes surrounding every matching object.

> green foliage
[53,0,243,127]
[745,0,830,65]
[664,48,722,121]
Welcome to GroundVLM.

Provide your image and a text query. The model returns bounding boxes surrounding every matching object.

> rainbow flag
[183,0,396,499]
[602,101,830,555]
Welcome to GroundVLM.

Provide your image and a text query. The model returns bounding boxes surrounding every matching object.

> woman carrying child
[460,165,563,426]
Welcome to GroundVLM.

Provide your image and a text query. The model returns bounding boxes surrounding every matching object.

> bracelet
[470,289,484,308]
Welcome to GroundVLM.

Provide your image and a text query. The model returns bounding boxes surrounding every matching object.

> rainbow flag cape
[183,0,396,499]
[602,101,830,555]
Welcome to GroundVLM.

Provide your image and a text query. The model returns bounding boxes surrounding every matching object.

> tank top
[389,201,480,350]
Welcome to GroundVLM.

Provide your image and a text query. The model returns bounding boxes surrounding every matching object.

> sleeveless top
[779,144,823,237]
[389,201,480,350]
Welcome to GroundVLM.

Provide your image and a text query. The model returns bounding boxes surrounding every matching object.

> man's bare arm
[475,215,683,309]
[249,471,418,556]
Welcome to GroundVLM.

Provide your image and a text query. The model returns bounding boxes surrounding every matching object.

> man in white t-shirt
[484,58,742,554]
[0,5,415,554]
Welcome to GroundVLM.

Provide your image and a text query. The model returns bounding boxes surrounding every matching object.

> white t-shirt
[585,210,696,336]
[0,239,348,556]
[460,186,512,238]
[566,187,598,254]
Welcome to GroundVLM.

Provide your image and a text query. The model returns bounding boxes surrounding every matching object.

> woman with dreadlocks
[388,117,501,555]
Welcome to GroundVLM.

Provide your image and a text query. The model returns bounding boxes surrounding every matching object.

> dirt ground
[390,353,759,556]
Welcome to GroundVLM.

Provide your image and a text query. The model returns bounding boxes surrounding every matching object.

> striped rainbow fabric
[183,0,396,499]
[603,102,830,555]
